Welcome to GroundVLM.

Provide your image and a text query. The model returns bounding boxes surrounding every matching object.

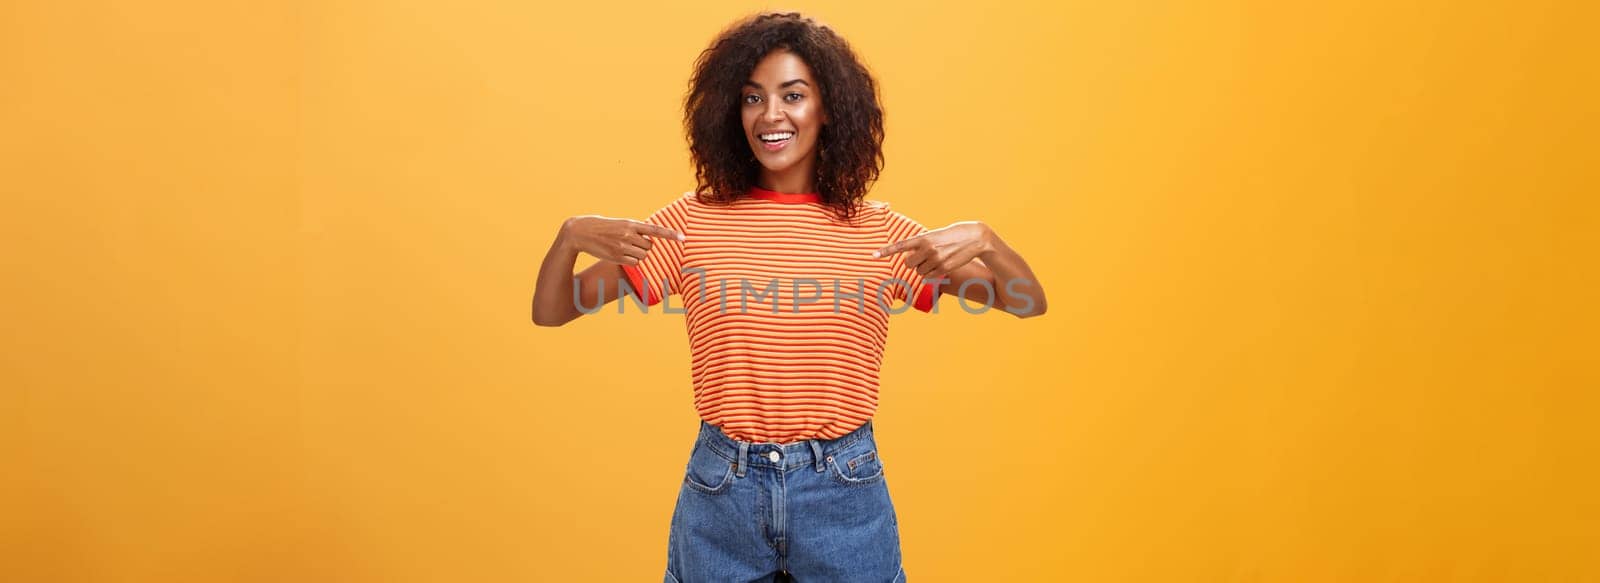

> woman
[532,12,1046,582]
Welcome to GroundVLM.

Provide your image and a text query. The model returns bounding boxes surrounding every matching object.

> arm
[875,221,1048,318]
[531,216,684,327]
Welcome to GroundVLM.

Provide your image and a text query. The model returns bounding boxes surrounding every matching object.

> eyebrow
[743,79,811,90]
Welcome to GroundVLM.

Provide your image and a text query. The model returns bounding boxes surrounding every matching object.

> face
[741,50,827,183]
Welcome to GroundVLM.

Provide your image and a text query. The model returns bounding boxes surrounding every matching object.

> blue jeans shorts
[664,419,907,583]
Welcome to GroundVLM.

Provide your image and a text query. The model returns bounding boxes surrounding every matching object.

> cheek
[740,109,759,140]
[793,106,821,139]
[802,104,822,128]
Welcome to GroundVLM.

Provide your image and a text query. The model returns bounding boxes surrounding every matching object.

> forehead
[748,50,815,84]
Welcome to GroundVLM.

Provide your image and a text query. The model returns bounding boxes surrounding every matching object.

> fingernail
[677,234,687,241]
[870,251,880,258]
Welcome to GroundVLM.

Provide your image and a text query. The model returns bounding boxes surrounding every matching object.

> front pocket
[682,441,735,495]
[827,447,885,486]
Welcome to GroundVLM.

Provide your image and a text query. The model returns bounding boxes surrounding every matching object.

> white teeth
[759,132,794,142]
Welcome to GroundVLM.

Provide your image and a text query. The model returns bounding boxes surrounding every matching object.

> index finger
[632,221,686,242]
[873,236,919,258]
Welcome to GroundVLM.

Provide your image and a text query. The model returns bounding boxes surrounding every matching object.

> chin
[757,158,794,173]
[754,151,812,174]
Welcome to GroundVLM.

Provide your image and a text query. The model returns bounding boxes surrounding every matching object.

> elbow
[1007,298,1047,319]
[998,279,1046,319]
[531,289,573,327]
[532,312,570,327]
[531,304,571,327]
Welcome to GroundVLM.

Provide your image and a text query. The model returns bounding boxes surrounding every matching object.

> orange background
[3,0,1595,581]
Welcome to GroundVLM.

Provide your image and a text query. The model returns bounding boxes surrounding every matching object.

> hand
[872,221,994,284]
[559,215,684,266]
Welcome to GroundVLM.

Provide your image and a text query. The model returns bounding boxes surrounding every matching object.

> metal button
[768,451,781,462]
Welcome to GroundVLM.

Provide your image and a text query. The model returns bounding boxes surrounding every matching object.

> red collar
[749,186,821,204]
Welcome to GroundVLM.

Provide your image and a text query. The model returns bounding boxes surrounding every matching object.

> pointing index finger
[873,238,910,258]
[634,221,686,241]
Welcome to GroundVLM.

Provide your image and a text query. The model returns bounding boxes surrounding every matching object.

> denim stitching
[683,463,733,494]
[683,441,735,495]
[826,453,885,486]
[701,421,875,467]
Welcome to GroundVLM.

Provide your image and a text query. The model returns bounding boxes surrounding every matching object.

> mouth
[757,131,795,152]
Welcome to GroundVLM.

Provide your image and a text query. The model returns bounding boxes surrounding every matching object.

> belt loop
[735,440,749,477]
[809,439,825,472]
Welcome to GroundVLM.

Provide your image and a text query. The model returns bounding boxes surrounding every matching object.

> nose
[763,98,785,123]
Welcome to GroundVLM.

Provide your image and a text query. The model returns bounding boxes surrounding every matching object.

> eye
[743,94,761,105]
[784,92,803,102]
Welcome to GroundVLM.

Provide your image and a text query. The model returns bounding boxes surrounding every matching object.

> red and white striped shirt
[622,187,934,443]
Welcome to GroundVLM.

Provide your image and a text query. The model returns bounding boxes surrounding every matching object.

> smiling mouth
[758,131,794,151]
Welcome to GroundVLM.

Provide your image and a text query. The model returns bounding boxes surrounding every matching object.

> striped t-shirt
[621,186,934,443]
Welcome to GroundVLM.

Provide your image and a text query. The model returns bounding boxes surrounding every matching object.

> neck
[757,156,818,194]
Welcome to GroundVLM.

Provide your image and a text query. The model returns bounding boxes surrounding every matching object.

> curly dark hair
[685,12,885,223]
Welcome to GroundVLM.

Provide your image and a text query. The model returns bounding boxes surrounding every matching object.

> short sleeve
[620,193,692,306]
[883,209,937,313]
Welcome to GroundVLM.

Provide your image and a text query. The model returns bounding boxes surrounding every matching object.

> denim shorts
[664,419,907,583]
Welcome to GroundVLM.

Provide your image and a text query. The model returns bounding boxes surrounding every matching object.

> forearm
[532,226,583,327]
[979,229,1047,318]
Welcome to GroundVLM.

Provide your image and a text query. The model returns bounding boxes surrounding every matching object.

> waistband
[696,419,876,477]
